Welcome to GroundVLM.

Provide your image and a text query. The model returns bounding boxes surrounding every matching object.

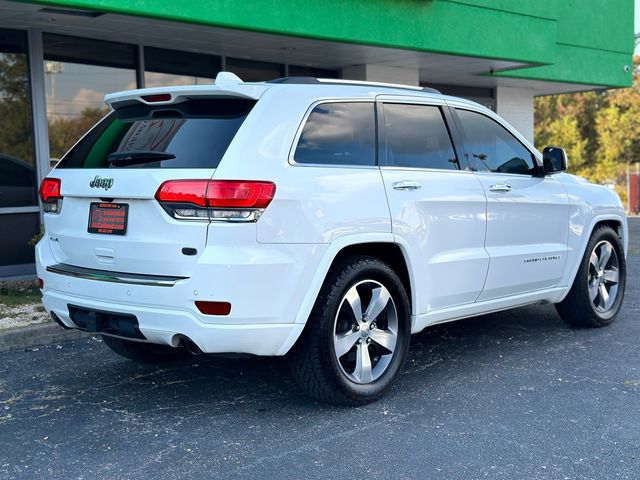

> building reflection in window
[43,33,137,161]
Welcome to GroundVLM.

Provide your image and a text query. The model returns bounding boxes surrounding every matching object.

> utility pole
[44,61,64,120]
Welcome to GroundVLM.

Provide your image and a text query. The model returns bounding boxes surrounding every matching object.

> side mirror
[542,146,567,174]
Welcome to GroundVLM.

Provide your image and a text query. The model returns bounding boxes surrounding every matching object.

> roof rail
[266,77,440,94]
[267,77,320,85]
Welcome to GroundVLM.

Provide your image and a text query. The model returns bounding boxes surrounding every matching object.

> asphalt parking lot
[1,218,638,480]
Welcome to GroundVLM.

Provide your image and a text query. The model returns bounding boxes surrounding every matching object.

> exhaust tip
[178,336,203,356]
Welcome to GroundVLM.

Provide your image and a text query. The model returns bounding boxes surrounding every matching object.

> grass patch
[0,282,42,307]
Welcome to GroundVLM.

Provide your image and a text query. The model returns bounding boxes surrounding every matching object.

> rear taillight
[155,180,276,222]
[39,178,62,214]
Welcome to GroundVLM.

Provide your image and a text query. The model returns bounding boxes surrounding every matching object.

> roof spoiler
[104,72,267,110]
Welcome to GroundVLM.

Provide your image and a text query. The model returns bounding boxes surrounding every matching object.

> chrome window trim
[379,165,474,174]
[471,170,543,179]
[375,94,446,107]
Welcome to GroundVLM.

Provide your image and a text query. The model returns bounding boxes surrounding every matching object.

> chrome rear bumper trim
[46,263,188,287]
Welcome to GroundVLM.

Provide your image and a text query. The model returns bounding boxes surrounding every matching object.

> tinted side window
[382,103,457,170]
[456,109,536,175]
[294,102,375,166]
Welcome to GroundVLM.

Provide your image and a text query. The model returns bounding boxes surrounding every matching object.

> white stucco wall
[342,64,419,86]
[495,86,534,144]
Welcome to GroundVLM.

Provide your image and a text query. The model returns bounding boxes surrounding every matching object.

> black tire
[101,335,190,364]
[555,225,626,327]
[289,256,411,406]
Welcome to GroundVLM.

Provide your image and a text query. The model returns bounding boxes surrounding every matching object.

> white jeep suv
[36,73,628,405]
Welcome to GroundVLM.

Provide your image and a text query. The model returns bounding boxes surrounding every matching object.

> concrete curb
[0,322,89,352]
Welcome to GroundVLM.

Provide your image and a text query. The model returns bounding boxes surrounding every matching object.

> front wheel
[289,256,411,406]
[555,225,626,327]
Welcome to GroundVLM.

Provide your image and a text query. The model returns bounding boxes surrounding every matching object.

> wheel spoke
[334,330,359,358]
[598,243,612,270]
[602,268,619,285]
[364,287,391,321]
[369,328,396,353]
[344,286,363,324]
[598,283,610,309]
[588,280,599,302]
[354,342,373,383]
[589,251,599,272]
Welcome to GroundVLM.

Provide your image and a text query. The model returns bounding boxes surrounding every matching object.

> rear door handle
[392,181,421,191]
[489,183,512,193]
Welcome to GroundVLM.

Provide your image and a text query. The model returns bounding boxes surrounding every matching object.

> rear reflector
[37,278,44,289]
[195,301,231,316]
[141,93,172,103]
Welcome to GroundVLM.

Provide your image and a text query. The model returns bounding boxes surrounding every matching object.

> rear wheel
[289,256,411,406]
[555,226,626,327]
[101,335,190,364]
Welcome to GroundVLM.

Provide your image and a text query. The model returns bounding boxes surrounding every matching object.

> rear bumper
[43,290,303,355]
[35,237,323,356]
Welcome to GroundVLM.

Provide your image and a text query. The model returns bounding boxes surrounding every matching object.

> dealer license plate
[87,202,128,235]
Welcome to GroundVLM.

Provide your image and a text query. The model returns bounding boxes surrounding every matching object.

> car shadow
[55,302,587,412]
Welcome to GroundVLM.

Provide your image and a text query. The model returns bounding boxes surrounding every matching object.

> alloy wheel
[588,240,620,313]
[333,280,398,384]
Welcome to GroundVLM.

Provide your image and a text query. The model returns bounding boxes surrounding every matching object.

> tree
[47,107,106,160]
[534,55,640,205]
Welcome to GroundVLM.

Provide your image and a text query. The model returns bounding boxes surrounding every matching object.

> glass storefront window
[0,29,36,208]
[43,34,137,161]
[226,57,283,82]
[144,46,218,87]
[289,65,339,79]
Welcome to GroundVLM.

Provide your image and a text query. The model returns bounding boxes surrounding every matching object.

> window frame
[288,98,379,169]
[450,104,543,177]
[377,98,462,172]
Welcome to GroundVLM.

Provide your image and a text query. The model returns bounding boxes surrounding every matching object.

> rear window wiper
[107,150,176,166]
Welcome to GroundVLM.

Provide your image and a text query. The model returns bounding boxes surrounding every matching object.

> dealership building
[0,0,634,278]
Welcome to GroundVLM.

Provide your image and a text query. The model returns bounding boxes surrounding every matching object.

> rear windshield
[56,98,256,169]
